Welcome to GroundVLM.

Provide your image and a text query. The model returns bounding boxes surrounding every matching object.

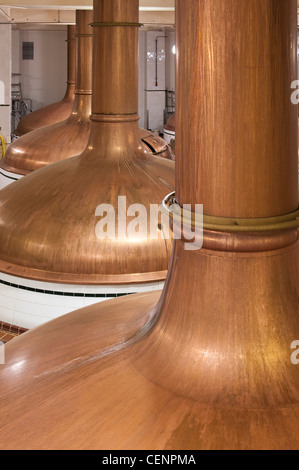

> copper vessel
[14,25,76,137]
[1,11,93,176]
[0,0,174,286]
[0,0,298,451]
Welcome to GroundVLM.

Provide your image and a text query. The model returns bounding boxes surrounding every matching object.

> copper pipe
[14,25,76,137]
[90,1,172,158]
[0,0,174,285]
[175,3,298,218]
[4,0,298,451]
[1,11,93,175]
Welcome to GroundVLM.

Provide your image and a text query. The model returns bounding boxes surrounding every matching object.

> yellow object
[0,135,5,159]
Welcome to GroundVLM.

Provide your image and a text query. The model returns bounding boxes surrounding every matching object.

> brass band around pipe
[162,192,299,232]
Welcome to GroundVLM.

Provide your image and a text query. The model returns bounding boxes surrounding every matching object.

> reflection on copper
[14,25,76,137]
[0,0,298,450]
[0,0,174,286]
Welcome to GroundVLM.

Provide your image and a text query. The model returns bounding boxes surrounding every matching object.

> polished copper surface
[175,5,298,218]
[14,25,76,137]
[2,0,297,451]
[1,233,299,450]
[0,133,174,283]
[1,126,172,175]
[0,0,174,284]
[1,11,93,175]
[90,0,172,159]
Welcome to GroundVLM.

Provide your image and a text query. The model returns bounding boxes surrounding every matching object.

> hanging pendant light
[14,25,76,137]
[0,0,298,451]
[0,0,174,330]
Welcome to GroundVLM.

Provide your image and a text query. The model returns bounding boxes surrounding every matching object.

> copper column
[90,1,172,159]
[1,0,298,450]
[14,25,76,137]
[1,11,93,175]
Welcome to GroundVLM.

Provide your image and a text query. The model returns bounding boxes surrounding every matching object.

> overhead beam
[0,9,174,26]
[0,0,174,10]
[0,1,175,25]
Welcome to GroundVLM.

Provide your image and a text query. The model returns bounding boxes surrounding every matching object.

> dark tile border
[0,171,18,182]
[0,279,136,299]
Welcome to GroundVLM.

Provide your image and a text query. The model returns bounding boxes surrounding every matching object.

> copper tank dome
[0,0,174,328]
[0,0,298,451]
[13,25,76,137]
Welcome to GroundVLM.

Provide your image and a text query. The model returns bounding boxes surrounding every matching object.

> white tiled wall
[0,272,164,330]
[163,128,175,144]
[0,168,22,190]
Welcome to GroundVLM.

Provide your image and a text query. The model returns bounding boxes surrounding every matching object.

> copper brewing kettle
[0,1,174,308]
